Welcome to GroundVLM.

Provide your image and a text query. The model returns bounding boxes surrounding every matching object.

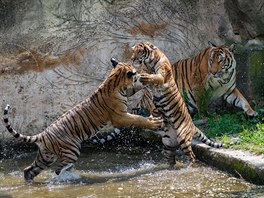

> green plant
[199,109,264,154]
[238,123,264,154]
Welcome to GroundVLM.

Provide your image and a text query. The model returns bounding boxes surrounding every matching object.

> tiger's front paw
[139,73,152,85]
[246,110,259,117]
[147,116,164,130]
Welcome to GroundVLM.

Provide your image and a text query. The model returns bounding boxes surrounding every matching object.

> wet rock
[192,140,264,185]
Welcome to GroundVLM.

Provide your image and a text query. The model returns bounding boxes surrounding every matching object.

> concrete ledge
[192,140,264,185]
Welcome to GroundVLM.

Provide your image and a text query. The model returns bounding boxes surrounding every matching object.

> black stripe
[181,61,185,88]
[184,60,189,86]
[198,48,210,76]
[67,113,83,139]
[188,90,196,105]
[34,161,45,170]
[224,82,236,99]
[173,62,178,81]
[176,116,187,130]
[64,114,80,138]
[24,136,30,142]
[208,142,214,147]
[6,125,12,131]
[164,145,177,150]
[163,97,179,114]
[160,92,177,107]
[60,144,80,159]
[186,95,196,109]
[80,108,98,134]
[56,141,78,158]
[171,108,183,125]
[181,145,189,151]
[75,110,90,138]
[233,97,238,106]
[43,131,57,153]
[153,91,171,102]
[179,139,185,146]
[208,82,213,89]
[190,58,194,74]
[62,118,74,136]
[91,95,106,116]
[14,133,20,138]
[38,151,50,165]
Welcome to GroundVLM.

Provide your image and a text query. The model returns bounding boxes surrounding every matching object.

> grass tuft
[197,109,264,154]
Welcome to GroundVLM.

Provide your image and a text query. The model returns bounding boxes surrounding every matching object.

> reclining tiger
[130,41,223,167]
[2,58,163,181]
[134,41,258,118]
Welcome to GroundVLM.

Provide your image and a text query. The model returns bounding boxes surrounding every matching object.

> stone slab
[192,140,264,185]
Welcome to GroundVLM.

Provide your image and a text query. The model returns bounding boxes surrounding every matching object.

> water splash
[47,164,81,183]
[0,149,262,197]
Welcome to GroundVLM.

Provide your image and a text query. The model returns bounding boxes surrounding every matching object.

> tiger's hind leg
[24,149,57,181]
[179,137,196,168]
[162,145,177,167]
[184,149,196,168]
[55,151,80,175]
[162,139,196,168]
[161,127,178,167]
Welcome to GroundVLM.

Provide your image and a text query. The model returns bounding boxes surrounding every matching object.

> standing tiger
[136,42,258,118]
[131,41,223,167]
[2,58,163,181]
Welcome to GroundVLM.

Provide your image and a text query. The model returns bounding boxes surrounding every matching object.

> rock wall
[0,0,263,141]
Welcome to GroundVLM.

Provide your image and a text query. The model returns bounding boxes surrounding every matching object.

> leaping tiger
[131,41,223,167]
[2,58,163,181]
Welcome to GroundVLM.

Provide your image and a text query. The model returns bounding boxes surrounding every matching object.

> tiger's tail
[3,104,38,143]
[195,127,224,148]
[90,128,123,144]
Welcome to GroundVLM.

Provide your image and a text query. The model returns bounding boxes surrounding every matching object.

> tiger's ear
[208,41,216,47]
[127,70,136,78]
[149,44,157,50]
[229,42,236,52]
[111,58,118,68]
[144,41,157,50]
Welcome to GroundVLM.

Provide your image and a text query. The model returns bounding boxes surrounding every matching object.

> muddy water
[0,147,263,198]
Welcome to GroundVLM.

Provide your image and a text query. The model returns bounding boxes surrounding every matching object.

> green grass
[236,123,264,154]
[197,109,264,154]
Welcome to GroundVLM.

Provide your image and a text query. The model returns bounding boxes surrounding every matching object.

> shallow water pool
[0,147,263,198]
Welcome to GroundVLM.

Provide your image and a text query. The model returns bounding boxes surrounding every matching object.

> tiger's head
[131,41,157,68]
[208,42,236,79]
[110,58,141,91]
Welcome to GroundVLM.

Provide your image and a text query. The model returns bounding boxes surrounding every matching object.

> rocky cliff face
[0,0,263,140]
